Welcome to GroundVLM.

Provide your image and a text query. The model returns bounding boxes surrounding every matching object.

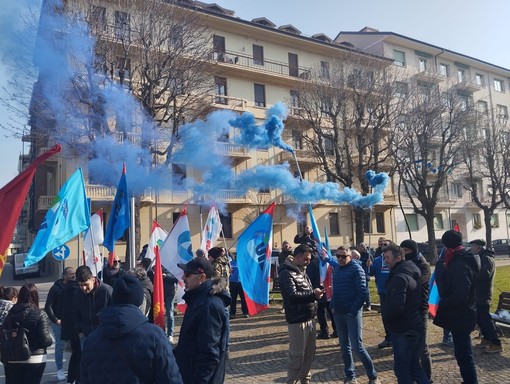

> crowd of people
[0,227,503,384]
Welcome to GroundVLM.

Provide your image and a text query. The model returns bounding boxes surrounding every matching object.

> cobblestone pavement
[174,305,510,384]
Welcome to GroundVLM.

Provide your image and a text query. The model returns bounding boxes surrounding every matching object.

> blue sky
[1,0,509,187]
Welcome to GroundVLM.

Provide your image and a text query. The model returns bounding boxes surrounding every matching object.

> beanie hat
[207,247,223,260]
[442,230,463,249]
[400,239,418,255]
[113,275,144,307]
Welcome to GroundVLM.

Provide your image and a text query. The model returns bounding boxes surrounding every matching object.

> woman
[2,283,52,384]
[0,287,18,328]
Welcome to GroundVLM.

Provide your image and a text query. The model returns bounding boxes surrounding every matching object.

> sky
[1,0,509,187]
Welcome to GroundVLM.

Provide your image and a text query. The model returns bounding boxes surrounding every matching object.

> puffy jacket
[3,303,52,358]
[434,247,480,333]
[382,260,424,333]
[73,279,112,336]
[405,251,431,315]
[278,257,317,324]
[475,248,496,305]
[44,278,66,323]
[81,305,182,384]
[328,258,367,316]
[368,255,390,294]
[174,278,231,384]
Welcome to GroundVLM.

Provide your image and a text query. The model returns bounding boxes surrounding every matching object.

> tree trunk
[425,212,438,265]
[354,207,366,246]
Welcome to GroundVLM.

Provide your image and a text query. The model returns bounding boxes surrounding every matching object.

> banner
[200,205,222,252]
[145,220,168,261]
[83,209,104,276]
[308,204,326,284]
[153,246,166,330]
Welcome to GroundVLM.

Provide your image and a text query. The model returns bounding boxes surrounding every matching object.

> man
[294,225,317,254]
[382,244,429,384]
[45,266,75,381]
[80,275,183,383]
[278,240,294,266]
[174,257,231,384]
[433,230,480,384]
[278,244,323,384]
[100,255,125,287]
[323,246,380,384]
[469,239,502,353]
[73,265,113,341]
[357,243,373,311]
[373,237,387,259]
[400,239,432,381]
[368,239,392,349]
[229,253,249,319]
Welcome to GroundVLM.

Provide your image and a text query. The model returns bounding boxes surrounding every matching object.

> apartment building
[337,27,510,245]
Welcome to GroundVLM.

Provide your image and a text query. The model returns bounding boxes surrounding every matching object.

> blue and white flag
[308,204,326,283]
[25,169,90,267]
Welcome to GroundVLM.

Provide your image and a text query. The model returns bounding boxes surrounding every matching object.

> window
[323,136,334,156]
[212,35,226,61]
[292,129,303,150]
[477,101,488,115]
[494,79,505,92]
[473,213,482,228]
[114,11,130,41]
[393,50,406,66]
[290,90,300,108]
[169,77,185,95]
[169,26,183,49]
[172,212,181,224]
[418,57,428,72]
[395,82,408,98]
[491,214,500,228]
[115,57,131,85]
[320,61,330,80]
[91,6,106,31]
[439,63,449,77]
[220,212,232,238]
[405,214,419,231]
[475,73,484,87]
[254,84,266,107]
[496,104,508,119]
[171,164,186,190]
[253,44,264,65]
[451,182,463,198]
[329,213,339,235]
[457,68,466,82]
[433,214,444,230]
[288,53,299,77]
[214,76,227,104]
[375,212,385,233]
[458,92,471,111]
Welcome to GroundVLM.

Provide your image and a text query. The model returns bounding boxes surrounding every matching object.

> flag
[24,168,90,267]
[153,246,166,330]
[307,204,326,283]
[200,205,222,252]
[103,163,130,265]
[237,202,275,316]
[160,207,193,312]
[145,220,168,261]
[0,144,61,276]
[323,227,333,300]
[83,209,104,276]
[428,269,440,317]
[453,223,461,232]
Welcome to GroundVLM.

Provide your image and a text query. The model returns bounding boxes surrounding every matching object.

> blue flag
[237,202,274,316]
[308,204,326,283]
[24,169,90,267]
[103,164,130,253]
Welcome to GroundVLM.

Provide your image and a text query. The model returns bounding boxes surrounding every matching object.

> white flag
[199,206,222,252]
[145,220,168,262]
[83,209,104,277]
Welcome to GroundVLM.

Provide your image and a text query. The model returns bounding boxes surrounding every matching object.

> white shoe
[168,335,174,343]
[56,369,66,381]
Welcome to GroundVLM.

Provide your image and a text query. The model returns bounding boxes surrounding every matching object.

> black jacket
[434,247,480,333]
[475,248,496,305]
[44,278,66,323]
[306,257,326,303]
[61,280,80,341]
[294,233,317,253]
[382,260,423,333]
[174,278,231,384]
[278,257,317,324]
[81,305,183,384]
[73,280,113,336]
[148,266,178,301]
[278,248,293,266]
[3,303,52,358]
[405,251,431,315]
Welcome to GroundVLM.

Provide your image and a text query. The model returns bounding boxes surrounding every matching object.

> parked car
[491,239,510,257]
[12,253,40,280]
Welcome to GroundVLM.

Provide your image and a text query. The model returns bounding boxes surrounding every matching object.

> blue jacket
[368,255,391,294]
[327,257,368,315]
[80,304,182,384]
[174,278,231,384]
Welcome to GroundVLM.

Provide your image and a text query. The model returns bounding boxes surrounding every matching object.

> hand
[314,287,324,300]
[320,247,329,260]
[367,259,373,266]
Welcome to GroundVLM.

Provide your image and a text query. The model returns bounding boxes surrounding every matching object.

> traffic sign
[52,244,70,261]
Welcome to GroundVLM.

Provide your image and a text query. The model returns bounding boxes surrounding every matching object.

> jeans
[66,338,81,384]
[165,294,175,337]
[477,304,501,345]
[420,315,432,381]
[379,293,391,341]
[333,310,377,381]
[51,322,64,371]
[451,331,478,384]
[443,328,452,343]
[392,331,429,384]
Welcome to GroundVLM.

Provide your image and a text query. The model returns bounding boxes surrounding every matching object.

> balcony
[86,185,116,201]
[207,189,247,204]
[454,75,482,93]
[279,148,320,168]
[414,69,443,84]
[214,142,251,161]
[37,195,55,211]
[210,94,248,112]
[113,132,141,144]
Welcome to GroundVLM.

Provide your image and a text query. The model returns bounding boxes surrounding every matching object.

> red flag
[0,144,61,276]
[153,246,166,330]
[453,223,461,232]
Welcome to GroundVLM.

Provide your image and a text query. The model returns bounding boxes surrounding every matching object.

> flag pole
[130,195,136,268]
[90,221,99,277]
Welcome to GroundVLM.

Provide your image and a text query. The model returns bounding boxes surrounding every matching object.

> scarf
[444,246,464,268]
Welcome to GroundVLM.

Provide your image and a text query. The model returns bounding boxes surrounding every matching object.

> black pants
[67,337,82,384]
[4,361,46,384]
[230,281,248,316]
[379,293,391,341]
[477,304,501,345]
[317,300,336,333]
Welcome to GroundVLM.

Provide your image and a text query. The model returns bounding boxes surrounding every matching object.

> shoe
[475,339,491,348]
[280,308,285,314]
[317,332,330,339]
[484,343,503,353]
[57,370,66,381]
[363,305,372,312]
[343,379,358,384]
[229,315,235,320]
[442,339,454,347]
[243,314,249,318]
[168,335,174,343]
[331,331,338,338]
[377,339,392,349]
[368,379,381,384]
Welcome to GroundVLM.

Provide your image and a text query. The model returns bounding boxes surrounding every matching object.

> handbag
[0,311,31,363]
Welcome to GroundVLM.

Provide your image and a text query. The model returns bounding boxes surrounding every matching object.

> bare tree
[393,83,477,263]
[288,52,403,244]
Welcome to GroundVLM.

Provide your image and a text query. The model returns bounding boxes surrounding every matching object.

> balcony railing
[86,185,116,200]
[214,142,250,157]
[210,94,248,111]
[37,195,56,211]
[208,189,247,203]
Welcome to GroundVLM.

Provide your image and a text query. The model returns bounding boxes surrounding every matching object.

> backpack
[0,311,31,364]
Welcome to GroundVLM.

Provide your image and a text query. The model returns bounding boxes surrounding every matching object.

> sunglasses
[183,271,201,278]
[113,260,121,264]
[336,254,348,259]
